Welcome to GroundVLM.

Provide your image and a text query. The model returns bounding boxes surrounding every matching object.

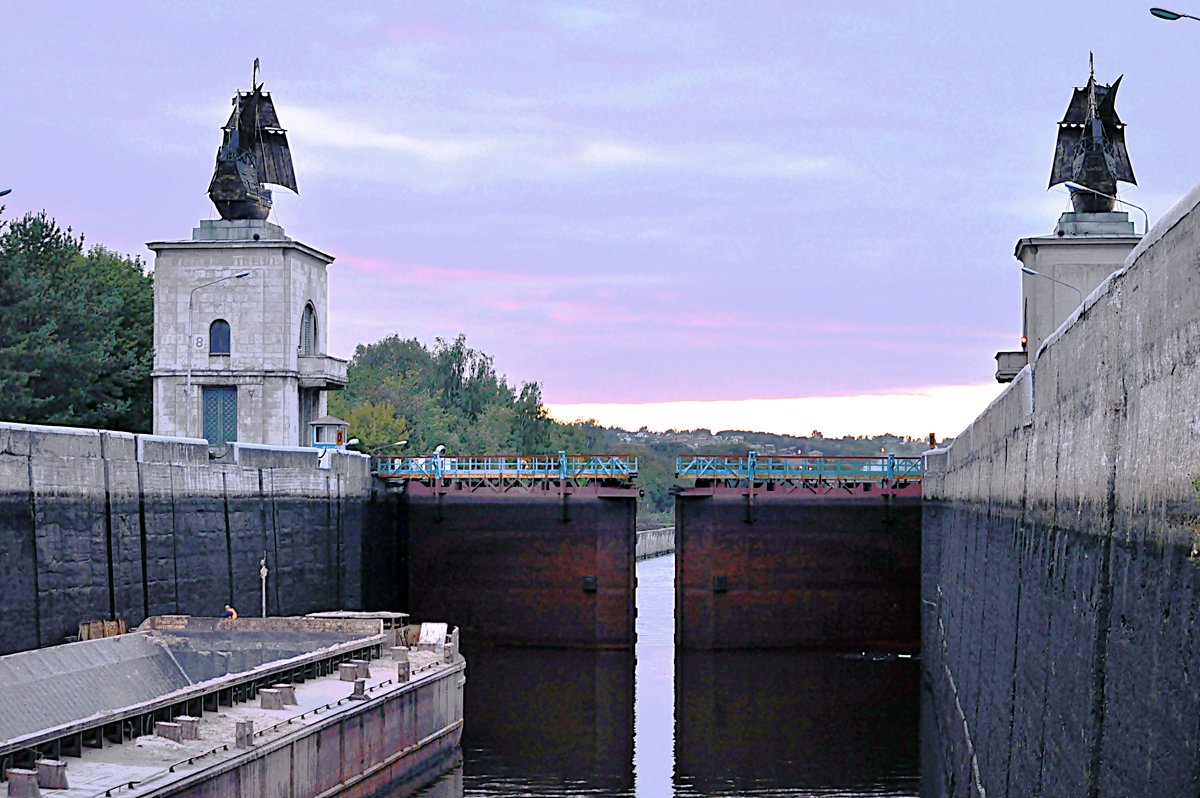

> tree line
[0,211,936,525]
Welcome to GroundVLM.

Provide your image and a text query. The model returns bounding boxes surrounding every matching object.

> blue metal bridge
[675,452,922,492]
[372,452,638,490]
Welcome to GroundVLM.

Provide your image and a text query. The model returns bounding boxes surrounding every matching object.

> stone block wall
[0,422,391,655]
[923,184,1200,796]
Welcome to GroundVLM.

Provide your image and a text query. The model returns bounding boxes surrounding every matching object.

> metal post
[259,557,268,618]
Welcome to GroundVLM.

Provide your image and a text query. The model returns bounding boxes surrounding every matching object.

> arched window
[209,319,231,355]
[300,303,317,355]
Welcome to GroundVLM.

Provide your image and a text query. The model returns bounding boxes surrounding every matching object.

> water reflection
[415,553,919,797]
[674,650,920,796]
[460,644,635,795]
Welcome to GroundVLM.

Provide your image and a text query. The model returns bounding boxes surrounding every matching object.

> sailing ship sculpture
[1048,54,1136,214]
[207,60,298,220]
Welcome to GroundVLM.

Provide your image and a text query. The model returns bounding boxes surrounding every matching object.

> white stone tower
[148,219,347,449]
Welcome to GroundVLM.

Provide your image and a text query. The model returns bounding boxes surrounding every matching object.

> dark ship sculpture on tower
[207,59,298,220]
[1048,54,1136,214]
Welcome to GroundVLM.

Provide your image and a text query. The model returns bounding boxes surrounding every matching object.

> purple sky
[5,2,1198,421]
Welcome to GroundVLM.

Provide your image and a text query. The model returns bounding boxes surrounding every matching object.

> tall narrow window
[300,303,317,355]
[209,319,231,355]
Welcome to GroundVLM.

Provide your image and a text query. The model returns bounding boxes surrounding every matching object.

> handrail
[675,453,923,482]
[372,451,638,482]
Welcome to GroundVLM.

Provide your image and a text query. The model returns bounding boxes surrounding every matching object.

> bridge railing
[675,452,923,482]
[373,452,638,483]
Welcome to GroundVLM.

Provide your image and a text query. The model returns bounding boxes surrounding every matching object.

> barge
[0,615,464,797]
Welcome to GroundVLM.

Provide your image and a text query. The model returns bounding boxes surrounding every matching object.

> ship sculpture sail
[1048,54,1136,214]
[207,59,298,221]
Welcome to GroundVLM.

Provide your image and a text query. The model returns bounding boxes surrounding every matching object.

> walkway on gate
[675,452,923,494]
[372,452,639,491]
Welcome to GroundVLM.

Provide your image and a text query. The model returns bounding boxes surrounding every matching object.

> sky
[4,1,1199,438]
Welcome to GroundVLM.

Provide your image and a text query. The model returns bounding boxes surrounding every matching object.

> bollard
[396,658,411,683]
[270,684,297,705]
[348,659,370,679]
[338,663,359,682]
[235,720,254,749]
[388,646,408,660]
[259,688,284,710]
[443,643,454,663]
[176,716,200,740]
[154,721,183,743]
[350,678,367,700]
[34,760,67,790]
[4,768,39,797]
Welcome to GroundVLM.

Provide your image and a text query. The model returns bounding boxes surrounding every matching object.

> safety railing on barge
[676,452,922,491]
[372,452,638,490]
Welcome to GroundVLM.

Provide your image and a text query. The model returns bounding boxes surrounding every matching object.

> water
[418,553,920,797]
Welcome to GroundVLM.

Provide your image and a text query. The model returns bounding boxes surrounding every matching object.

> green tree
[0,212,153,430]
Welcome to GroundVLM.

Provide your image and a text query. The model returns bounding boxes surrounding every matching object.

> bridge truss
[372,452,639,495]
[675,452,923,497]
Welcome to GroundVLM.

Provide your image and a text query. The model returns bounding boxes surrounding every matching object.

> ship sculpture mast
[207,59,298,220]
[1048,53,1137,213]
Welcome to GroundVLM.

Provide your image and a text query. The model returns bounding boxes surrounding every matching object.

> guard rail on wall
[675,452,923,483]
[372,451,638,484]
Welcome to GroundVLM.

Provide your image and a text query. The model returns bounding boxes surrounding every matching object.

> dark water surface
[415,553,920,797]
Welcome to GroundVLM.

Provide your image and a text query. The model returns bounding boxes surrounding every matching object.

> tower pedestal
[1013,211,1140,359]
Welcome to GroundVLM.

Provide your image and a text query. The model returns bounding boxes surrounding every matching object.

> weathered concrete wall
[402,490,637,649]
[0,422,388,655]
[635,526,674,560]
[924,185,1200,797]
[675,492,921,650]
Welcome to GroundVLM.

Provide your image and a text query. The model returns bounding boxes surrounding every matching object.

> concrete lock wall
[0,422,392,655]
[401,491,637,649]
[924,185,1200,797]
[675,493,921,651]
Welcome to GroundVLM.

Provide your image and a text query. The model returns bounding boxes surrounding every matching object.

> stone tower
[148,219,347,449]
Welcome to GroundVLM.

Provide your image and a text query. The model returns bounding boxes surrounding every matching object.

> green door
[202,386,238,447]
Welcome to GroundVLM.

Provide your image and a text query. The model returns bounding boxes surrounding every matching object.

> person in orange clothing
[222,604,238,619]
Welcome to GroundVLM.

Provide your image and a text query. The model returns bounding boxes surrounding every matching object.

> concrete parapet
[259,689,284,710]
[925,182,1200,796]
[154,721,183,742]
[4,768,39,797]
[135,434,209,465]
[33,760,66,790]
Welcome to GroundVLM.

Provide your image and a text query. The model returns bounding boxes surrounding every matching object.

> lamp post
[1064,182,1150,234]
[187,270,251,435]
[366,439,408,455]
[0,189,11,198]
[1150,7,1200,21]
[1021,266,1083,305]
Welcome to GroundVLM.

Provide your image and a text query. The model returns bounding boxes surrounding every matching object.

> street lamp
[1021,266,1083,305]
[367,439,408,455]
[187,270,251,434]
[1064,182,1150,234]
[1150,7,1200,21]
[0,189,11,199]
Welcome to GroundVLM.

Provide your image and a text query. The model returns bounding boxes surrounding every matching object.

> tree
[0,212,153,430]
[511,382,551,452]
